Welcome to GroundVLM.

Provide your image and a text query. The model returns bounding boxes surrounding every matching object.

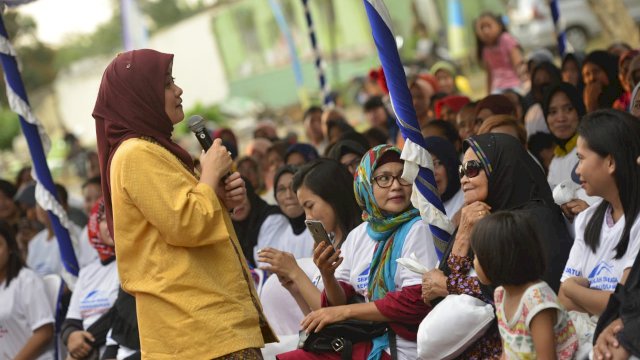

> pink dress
[482,32,522,92]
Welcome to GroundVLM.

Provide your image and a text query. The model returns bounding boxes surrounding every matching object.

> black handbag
[298,319,392,360]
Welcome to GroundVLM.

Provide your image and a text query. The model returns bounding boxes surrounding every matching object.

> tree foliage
[0,107,21,149]
[55,0,209,70]
[0,11,57,99]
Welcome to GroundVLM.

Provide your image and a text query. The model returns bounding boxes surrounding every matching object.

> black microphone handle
[195,130,214,151]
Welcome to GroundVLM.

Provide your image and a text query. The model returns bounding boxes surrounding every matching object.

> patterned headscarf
[630,82,640,114]
[87,197,115,265]
[354,144,419,240]
[354,144,420,360]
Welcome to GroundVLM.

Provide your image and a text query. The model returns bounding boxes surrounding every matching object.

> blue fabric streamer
[0,14,78,276]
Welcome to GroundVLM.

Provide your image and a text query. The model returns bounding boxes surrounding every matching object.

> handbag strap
[388,328,397,360]
[341,340,352,360]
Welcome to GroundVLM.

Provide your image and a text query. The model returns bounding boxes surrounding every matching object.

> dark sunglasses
[458,160,484,179]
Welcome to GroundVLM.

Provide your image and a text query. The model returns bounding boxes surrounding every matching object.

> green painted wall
[211,0,505,107]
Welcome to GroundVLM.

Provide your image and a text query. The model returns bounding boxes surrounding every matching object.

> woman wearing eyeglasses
[278,145,438,360]
[421,133,573,359]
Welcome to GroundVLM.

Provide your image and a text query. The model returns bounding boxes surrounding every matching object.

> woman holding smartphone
[258,159,361,337]
[278,145,439,360]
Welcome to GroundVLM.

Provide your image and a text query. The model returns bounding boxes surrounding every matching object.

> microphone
[188,115,213,151]
[188,114,234,188]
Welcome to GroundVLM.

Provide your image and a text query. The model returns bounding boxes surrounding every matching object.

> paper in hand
[396,252,430,274]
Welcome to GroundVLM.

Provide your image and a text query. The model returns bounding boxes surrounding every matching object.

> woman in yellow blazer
[93,49,276,359]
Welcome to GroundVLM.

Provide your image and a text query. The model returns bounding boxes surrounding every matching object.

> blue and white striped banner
[0,12,78,286]
[549,0,567,56]
[268,0,307,106]
[121,0,148,51]
[363,0,454,259]
[301,0,333,107]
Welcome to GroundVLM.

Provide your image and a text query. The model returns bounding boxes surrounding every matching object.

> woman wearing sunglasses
[421,133,573,358]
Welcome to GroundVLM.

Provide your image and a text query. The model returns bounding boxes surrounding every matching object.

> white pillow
[417,294,495,360]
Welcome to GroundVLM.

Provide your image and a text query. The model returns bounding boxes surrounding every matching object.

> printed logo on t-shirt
[587,261,618,291]
[563,267,582,277]
[356,265,370,293]
[80,290,112,319]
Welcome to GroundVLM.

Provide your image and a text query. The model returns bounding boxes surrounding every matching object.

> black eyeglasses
[458,160,484,179]
[372,174,412,188]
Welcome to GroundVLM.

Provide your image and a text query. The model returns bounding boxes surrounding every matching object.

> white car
[507,0,640,52]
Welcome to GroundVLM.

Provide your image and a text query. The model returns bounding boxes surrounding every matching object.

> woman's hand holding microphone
[200,138,245,210]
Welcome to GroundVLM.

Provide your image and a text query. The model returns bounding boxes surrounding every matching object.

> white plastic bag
[417,294,495,360]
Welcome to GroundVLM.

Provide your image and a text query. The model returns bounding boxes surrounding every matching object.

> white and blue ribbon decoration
[268,0,306,105]
[120,0,148,51]
[363,0,454,260]
[0,9,78,288]
[301,0,333,107]
[549,0,567,57]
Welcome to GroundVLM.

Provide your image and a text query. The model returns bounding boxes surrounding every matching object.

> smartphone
[304,220,335,251]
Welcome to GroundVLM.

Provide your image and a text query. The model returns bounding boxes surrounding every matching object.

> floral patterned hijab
[87,197,115,264]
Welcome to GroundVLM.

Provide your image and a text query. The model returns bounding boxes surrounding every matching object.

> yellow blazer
[110,138,276,359]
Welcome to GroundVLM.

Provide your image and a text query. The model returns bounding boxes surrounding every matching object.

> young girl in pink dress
[472,211,579,359]
[474,12,525,94]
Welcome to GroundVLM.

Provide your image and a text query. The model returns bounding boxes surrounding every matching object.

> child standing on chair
[471,211,578,359]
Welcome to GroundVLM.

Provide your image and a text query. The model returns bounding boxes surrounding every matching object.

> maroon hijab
[93,49,194,236]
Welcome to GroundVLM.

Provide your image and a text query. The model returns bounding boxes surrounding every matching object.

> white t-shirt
[260,258,323,336]
[66,260,120,330]
[524,103,550,138]
[548,147,599,206]
[0,268,54,360]
[253,214,314,267]
[77,225,99,269]
[561,201,640,291]
[444,188,464,221]
[27,223,83,278]
[334,220,439,360]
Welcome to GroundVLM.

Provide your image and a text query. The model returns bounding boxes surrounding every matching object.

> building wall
[53,7,229,143]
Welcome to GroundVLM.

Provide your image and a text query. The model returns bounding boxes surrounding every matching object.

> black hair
[0,179,17,199]
[471,211,546,286]
[424,119,462,146]
[303,106,323,121]
[236,156,259,170]
[14,166,32,189]
[327,121,355,139]
[474,12,507,62]
[0,220,23,288]
[363,96,385,112]
[337,131,371,154]
[362,127,388,148]
[273,165,298,200]
[54,183,68,207]
[542,82,586,121]
[531,61,563,103]
[527,132,555,173]
[582,50,623,109]
[292,159,362,239]
[501,88,525,111]
[82,176,102,190]
[561,52,585,90]
[579,110,640,258]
